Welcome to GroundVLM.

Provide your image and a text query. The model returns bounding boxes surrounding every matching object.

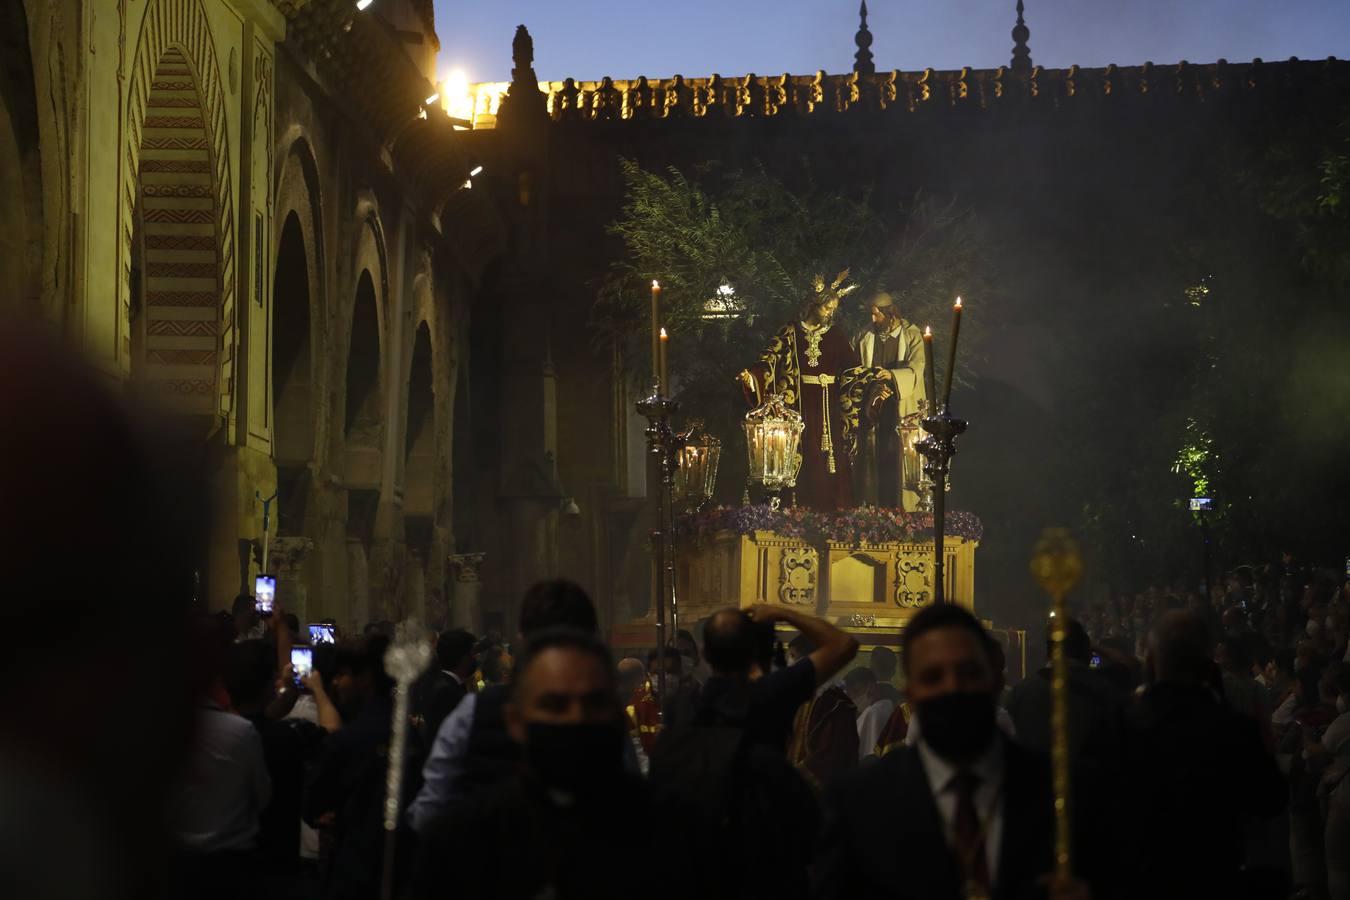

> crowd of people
[128,556,1346,900]
[8,319,1348,900]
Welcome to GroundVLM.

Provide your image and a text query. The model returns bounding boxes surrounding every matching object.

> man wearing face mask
[407,579,600,834]
[410,629,686,900]
[815,603,1096,900]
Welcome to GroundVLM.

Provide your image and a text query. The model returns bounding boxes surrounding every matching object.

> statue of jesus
[738,271,866,510]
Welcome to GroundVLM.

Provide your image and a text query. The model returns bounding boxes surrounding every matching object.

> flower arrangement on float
[674,503,983,546]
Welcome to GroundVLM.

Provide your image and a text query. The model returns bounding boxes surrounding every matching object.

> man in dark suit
[411,629,476,754]
[1117,611,1286,899]
[814,603,1093,900]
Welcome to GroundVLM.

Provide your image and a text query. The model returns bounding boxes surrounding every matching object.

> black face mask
[915,690,997,762]
[524,721,624,793]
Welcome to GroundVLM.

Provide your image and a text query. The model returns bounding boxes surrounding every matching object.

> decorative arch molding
[120,0,235,416]
[346,199,390,364]
[273,137,328,462]
[337,201,391,487]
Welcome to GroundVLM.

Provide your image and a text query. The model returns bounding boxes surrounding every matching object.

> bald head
[616,657,647,696]
[703,608,770,676]
[1149,610,1213,684]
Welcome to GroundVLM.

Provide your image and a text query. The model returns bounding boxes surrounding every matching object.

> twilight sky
[430,0,1349,85]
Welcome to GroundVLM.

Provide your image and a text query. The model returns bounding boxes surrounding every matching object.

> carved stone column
[346,538,371,628]
[404,548,427,627]
[448,552,486,634]
[270,536,315,622]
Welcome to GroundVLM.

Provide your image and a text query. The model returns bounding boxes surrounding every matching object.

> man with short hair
[650,605,857,899]
[226,639,338,897]
[815,603,1096,900]
[411,629,476,753]
[846,666,895,761]
[408,580,599,833]
[304,635,402,900]
[653,644,700,728]
[411,629,688,900]
[170,624,273,891]
[1004,617,1122,770]
[1117,611,1286,898]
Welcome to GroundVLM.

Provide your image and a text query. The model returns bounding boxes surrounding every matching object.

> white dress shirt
[916,738,1005,883]
[856,697,896,759]
[171,704,272,852]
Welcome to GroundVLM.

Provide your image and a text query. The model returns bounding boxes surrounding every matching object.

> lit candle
[651,280,662,385]
[923,326,937,412]
[659,327,670,396]
[941,297,963,410]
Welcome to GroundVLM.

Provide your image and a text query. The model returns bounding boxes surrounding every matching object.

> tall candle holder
[915,407,967,604]
[636,381,681,717]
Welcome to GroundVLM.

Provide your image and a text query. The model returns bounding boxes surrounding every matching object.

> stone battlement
[455,57,1346,130]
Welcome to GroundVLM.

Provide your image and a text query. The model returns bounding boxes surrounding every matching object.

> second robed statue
[738,275,930,511]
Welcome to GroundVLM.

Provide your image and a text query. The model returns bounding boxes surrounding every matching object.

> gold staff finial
[1030,527,1083,598]
[1030,527,1082,880]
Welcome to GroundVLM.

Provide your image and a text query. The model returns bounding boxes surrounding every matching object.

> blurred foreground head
[0,325,199,898]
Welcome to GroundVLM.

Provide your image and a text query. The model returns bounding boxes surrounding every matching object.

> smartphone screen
[308,623,336,645]
[290,646,313,688]
[1090,653,1102,668]
[254,574,276,615]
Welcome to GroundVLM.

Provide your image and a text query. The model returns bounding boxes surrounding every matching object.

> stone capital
[448,552,486,583]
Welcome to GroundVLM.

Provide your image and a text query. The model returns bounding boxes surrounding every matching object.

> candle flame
[660,327,669,339]
[955,296,963,308]
[652,280,660,290]
[924,326,932,337]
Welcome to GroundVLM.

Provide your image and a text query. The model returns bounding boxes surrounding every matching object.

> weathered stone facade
[3,0,496,629]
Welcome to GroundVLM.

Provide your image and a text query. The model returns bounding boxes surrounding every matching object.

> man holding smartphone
[227,639,340,896]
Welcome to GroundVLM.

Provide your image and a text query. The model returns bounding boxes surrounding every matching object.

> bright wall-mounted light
[425,92,440,105]
[469,165,483,177]
[356,0,374,10]
[442,69,474,123]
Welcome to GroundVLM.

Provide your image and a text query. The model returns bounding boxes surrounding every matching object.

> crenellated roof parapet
[456,57,1347,130]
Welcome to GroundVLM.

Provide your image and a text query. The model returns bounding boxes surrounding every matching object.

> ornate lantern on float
[674,422,722,513]
[743,394,805,508]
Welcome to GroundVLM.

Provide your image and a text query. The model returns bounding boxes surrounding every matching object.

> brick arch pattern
[135,47,219,411]
[121,0,235,417]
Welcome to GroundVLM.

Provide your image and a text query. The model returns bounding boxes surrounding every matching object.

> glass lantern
[674,423,722,513]
[744,394,805,503]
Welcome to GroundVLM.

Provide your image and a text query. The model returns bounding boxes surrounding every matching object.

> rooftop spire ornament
[1011,0,1033,73]
[854,1,875,75]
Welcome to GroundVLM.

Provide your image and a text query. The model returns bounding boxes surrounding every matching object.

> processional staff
[380,623,432,900]
[1030,528,1084,879]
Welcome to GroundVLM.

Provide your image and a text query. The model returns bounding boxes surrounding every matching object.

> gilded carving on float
[778,546,817,606]
[895,553,931,608]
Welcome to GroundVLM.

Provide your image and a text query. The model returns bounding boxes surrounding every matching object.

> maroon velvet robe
[746,322,857,510]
